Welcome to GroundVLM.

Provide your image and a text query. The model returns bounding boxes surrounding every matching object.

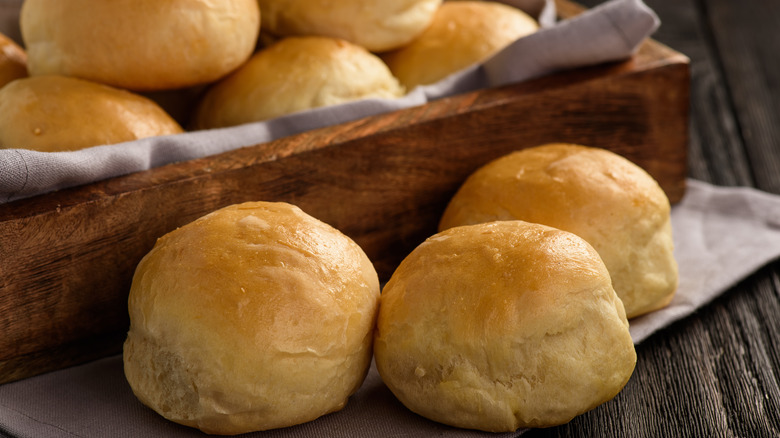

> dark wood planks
[645,0,754,187]
[524,0,780,437]
[703,0,780,194]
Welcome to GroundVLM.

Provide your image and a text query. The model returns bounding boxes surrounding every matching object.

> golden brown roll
[257,0,442,52]
[439,143,679,319]
[20,0,260,91]
[192,36,405,129]
[0,32,27,89]
[124,201,380,435]
[375,220,636,431]
[0,75,183,152]
[381,1,539,90]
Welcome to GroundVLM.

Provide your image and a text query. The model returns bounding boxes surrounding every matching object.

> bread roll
[439,143,679,319]
[381,1,539,90]
[20,0,260,91]
[257,0,442,52]
[0,75,183,152]
[0,32,27,89]
[124,201,380,435]
[192,36,404,129]
[375,220,636,431]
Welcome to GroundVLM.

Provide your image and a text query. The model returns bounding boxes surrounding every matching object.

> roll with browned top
[0,75,182,151]
[381,1,539,90]
[20,0,260,91]
[439,143,679,318]
[124,201,380,435]
[192,36,404,129]
[375,220,636,431]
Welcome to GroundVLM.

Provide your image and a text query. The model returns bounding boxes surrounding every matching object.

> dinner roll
[375,220,636,431]
[381,1,539,90]
[0,75,182,152]
[0,32,27,89]
[20,0,260,91]
[192,37,404,129]
[439,143,679,319]
[124,202,380,435]
[257,0,442,52]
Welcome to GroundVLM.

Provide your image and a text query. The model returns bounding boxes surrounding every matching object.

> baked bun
[375,220,636,431]
[0,75,182,152]
[439,143,679,319]
[0,32,27,89]
[20,0,260,91]
[123,201,380,435]
[381,1,539,90]
[257,0,442,52]
[192,36,404,129]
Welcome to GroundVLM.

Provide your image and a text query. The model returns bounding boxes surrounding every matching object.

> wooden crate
[0,1,689,384]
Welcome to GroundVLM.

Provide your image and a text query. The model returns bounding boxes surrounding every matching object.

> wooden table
[525,0,780,436]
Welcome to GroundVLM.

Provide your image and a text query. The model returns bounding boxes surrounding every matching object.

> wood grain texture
[651,0,753,187]
[703,0,780,193]
[523,0,780,437]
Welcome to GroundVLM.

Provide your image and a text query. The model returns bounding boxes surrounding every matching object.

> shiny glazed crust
[192,36,404,129]
[257,0,442,52]
[0,75,183,151]
[374,221,637,431]
[123,202,380,434]
[20,0,260,91]
[381,1,539,90]
[439,143,679,318]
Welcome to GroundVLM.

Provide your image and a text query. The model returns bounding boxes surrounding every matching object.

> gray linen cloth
[0,0,659,203]
[2,179,780,437]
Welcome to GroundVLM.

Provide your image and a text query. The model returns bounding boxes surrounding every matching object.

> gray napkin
[2,179,780,438]
[629,179,780,342]
[0,0,659,204]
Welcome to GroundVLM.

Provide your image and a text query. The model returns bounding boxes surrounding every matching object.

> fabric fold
[0,0,659,204]
[629,179,780,343]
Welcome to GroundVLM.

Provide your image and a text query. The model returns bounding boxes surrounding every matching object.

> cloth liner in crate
[0,0,659,203]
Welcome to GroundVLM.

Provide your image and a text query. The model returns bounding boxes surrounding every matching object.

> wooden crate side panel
[0,60,689,384]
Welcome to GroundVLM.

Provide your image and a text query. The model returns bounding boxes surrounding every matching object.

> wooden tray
[0,0,690,384]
